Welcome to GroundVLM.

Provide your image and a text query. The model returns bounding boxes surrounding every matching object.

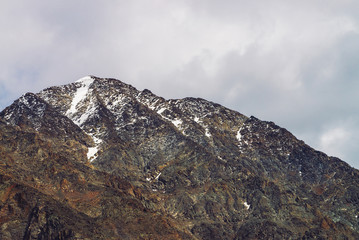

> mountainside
[1,75,359,239]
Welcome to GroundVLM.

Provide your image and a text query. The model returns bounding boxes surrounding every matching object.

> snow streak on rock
[155,106,184,130]
[66,76,94,125]
[236,127,242,142]
[87,136,103,162]
[243,202,250,210]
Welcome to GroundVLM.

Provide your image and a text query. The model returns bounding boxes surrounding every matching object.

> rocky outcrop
[1,76,359,239]
[0,120,191,239]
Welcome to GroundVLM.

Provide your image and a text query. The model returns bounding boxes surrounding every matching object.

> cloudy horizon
[1,0,358,168]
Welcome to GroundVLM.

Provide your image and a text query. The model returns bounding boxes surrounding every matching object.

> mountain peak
[0,92,48,126]
[75,75,95,83]
[1,76,358,239]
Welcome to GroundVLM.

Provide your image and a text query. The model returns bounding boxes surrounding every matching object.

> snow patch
[75,105,96,126]
[66,76,94,118]
[236,128,242,141]
[110,95,127,108]
[3,112,13,121]
[171,119,183,129]
[192,115,213,138]
[157,107,167,115]
[155,172,161,180]
[87,146,99,161]
[87,136,102,162]
[19,95,30,106]
[205,128,211,138]
[75,75,94,83]
[148,99,160,110]
[156,106,183,130]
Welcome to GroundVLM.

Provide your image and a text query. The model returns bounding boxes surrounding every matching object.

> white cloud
[319,127,351,158]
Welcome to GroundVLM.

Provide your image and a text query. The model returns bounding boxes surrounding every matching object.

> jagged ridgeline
[1,76,359,239]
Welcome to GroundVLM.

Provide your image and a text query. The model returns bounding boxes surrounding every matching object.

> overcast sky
[1,0,358,168]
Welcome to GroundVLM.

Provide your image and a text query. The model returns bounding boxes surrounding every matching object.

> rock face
[1,75,359,239]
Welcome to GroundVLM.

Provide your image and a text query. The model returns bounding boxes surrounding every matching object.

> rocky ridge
[1,75,359,239]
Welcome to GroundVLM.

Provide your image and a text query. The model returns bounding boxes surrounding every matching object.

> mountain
[1,75,359,239]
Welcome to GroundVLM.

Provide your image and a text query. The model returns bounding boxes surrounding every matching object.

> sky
[0,0,358,168]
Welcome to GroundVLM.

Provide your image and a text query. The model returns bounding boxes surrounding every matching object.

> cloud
[317,119,359,167]
[320,127,351,157]
[0,0,358,168]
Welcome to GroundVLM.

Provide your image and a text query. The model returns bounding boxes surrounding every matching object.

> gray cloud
[1,0,358,167]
